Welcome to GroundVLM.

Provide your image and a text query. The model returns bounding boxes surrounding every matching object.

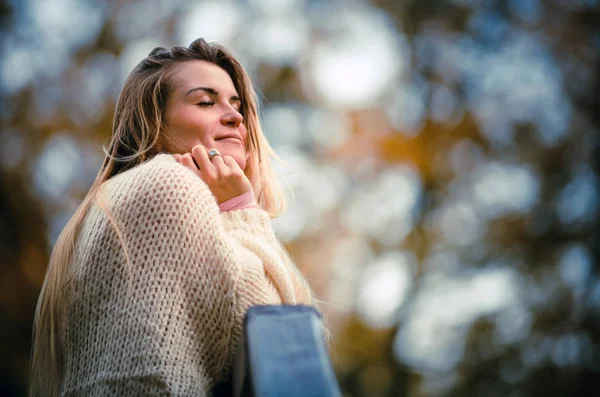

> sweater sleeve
[61,155,285,396]
[220,208,313,305]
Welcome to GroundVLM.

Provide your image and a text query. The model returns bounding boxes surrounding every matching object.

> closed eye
[196,101,214,107]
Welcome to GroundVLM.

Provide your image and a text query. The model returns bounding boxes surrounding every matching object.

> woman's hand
[174,144,253,204]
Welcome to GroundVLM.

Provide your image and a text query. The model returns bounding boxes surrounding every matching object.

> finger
[223,156,244,176]
[210,155,230,177]
[180,153,199,171]
[191,145,213,174]
[222,155,243,175]
[173,153,182,161]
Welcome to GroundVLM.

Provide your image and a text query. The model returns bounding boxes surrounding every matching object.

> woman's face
[164,60,248,170]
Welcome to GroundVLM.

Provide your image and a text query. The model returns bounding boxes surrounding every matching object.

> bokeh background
[1,0,599,396]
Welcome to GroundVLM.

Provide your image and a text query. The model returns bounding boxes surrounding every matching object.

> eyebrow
[185,86,241,101]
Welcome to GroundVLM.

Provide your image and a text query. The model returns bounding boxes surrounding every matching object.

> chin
[236,157,247,171]
[217,146,246,170]
[219,151,245,171]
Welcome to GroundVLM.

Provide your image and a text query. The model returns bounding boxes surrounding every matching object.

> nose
[221,105,243,128]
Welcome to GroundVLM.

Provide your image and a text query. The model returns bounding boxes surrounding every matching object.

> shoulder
[101,153,218,217]
[126,153,209,195]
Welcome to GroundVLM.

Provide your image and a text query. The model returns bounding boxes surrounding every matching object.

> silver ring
[208,148,221,160]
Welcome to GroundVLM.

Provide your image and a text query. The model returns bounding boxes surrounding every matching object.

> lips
[215,134,243,144]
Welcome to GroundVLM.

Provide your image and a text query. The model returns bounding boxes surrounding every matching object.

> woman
[29,38,314,396]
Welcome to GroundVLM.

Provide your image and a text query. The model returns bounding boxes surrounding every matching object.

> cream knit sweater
[60,153,311,396]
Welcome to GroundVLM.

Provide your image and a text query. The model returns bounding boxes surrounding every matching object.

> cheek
[170,109,211,141]
[240,124,249,144]
[178,109,205,129]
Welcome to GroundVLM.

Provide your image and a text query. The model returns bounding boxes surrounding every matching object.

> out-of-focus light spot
[304,8,406,108]
[423,249,461,274]
[471,102,514,146]
[447,139,485,175]
[272,195,309,242]
[452,34,482,77]
[327,236,374,314]
[438,201,484,246]
[521,335,549,367]
[494,306,531,345]
[305,164,349,212]
[555,168,599,226]
[429,84,463,126]
[341,165,421,246]
[88,52,121,102]
[13,0,104,84]
[0,45,37,93]
[421,372,459,396]
[48,209,76,247]
[472,162,539,218]
[30,0,104,51]
[0,129,25,169]
[468,9,510,45]
[178,0,241,48]
[68,53,118,125]
[271,146,311,241]
[32,80,63,122]
[32,135,81,201]
[558,244,592,293]
[386,77,428,137]
[247,0,305,15]
[589,279,600,311]
[119,39,167,84]
[413,29,471,84]
[394,266,522,372]
[467,32,570,148]
[262,104,304,147]
[508,0,544,24]
[562,53,595,97]
[414,30,442,69]
[356,251,415,329]
[471,267,522,314]
[395,307,467,371]
[262,105,351,152]
[537,99,572,147]
[273,145,350,240]
[307,108,351,151]
[355,109,394,139]
[78,143,104,188]
[550,333,591,367]
[244,16,310,65]
[115,0,178,42]
[272,145,311,185]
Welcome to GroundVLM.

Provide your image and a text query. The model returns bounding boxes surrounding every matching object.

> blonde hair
[29,38,314,396]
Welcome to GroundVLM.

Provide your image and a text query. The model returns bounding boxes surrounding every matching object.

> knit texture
[60,153,311,396]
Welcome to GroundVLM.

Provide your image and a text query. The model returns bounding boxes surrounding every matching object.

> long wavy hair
[29,38,313,397]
